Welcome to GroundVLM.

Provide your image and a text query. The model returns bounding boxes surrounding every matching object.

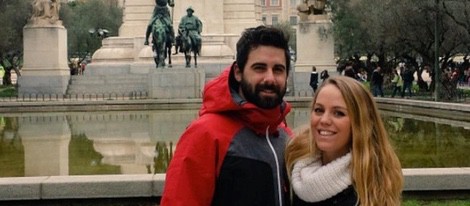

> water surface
[0,108,469,177]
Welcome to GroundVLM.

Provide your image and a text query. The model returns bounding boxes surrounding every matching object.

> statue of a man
[144,0,175,45]
[31,0,60,24]
[178,6,203,45]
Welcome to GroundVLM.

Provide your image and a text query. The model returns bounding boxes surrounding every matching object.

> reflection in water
[0,116,24,177]
[148,142,173,174]
[0,108,469,177]
[382,112,470,168]
[69,134,120,175]
[0,110,198,177]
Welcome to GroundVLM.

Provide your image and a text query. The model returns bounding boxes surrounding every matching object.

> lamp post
[88,28,109,39]
[87,27,109,61]
[434,0,441,101]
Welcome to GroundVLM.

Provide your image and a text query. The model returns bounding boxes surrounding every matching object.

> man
[401,65,414,98]
[177,6,202,50]
[161,26,292,206]
[343,62,358,80]
[371,65,384,97]
[144,0,174,46]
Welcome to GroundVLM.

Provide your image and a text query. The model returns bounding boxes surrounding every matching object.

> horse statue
[150,18,173,68]
[178,27,201,68]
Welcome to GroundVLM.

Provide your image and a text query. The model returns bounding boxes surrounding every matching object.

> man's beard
[240,77,286,109]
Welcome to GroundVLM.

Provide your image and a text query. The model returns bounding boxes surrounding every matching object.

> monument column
[119,0,154,38]
[295,14,335,73]
[223,0,262,51]
[294,2,336,95]
[18,1,70,96]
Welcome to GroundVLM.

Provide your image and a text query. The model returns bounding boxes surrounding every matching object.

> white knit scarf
[291,152,352,202]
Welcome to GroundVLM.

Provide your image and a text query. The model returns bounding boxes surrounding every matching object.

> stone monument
[91,0,261,70]
[294,0,335,93]
[18,0,70,96]
[76,0,262,99]
[295,0,334,73]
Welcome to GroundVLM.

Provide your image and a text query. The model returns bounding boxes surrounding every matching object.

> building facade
[259,0,300,26]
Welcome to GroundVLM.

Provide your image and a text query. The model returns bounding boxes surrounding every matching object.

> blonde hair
[285,76,403,206]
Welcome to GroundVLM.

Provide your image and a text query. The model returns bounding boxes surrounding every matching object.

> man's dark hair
[235,26,291,75]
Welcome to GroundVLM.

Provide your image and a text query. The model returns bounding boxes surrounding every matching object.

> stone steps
[67,74,148,96]
[65,62,230,97]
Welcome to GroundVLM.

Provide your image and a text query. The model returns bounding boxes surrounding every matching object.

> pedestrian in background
[401,65,414,98]
[309,66,319,93]
[391,67,403,98]
[320,69,329,82]
[343,62,358,80]
[371,65,384,97]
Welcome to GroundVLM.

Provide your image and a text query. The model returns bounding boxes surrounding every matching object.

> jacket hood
[199,63,291,135]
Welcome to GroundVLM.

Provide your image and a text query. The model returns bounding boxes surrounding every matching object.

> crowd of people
[451,64,470,86]
[69,58,87,76]
[308,58,470,99]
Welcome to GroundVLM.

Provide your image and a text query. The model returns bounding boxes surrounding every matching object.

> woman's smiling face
[311,84,352,164]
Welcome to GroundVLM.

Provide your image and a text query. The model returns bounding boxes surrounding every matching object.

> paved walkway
[1,168,470,201]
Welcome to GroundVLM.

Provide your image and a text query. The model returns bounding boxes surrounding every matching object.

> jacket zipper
[265,126,283,206]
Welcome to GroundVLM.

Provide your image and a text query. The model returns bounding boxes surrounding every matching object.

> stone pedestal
[119,0,153,37]
[89,0,239,78]
[18,25,70,96]
[295,15,335,73]
[293,15,336,94]
[148,68,205,98]
[76,0,261,98]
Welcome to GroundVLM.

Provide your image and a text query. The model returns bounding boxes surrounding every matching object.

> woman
[285,76,403,206]
[309,66,319,93]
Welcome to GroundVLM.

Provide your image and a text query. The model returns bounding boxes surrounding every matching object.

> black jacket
[292,186,358,206]
[371,70,383,85]
[309,72,318,88]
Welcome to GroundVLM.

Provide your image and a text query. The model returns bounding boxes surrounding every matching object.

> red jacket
[161,64,292,206]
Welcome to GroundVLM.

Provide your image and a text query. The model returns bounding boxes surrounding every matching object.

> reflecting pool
[0,108,469,177]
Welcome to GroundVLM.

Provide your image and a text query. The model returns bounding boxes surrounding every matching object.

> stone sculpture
[297,0,327,21]
[30,0,61,25]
